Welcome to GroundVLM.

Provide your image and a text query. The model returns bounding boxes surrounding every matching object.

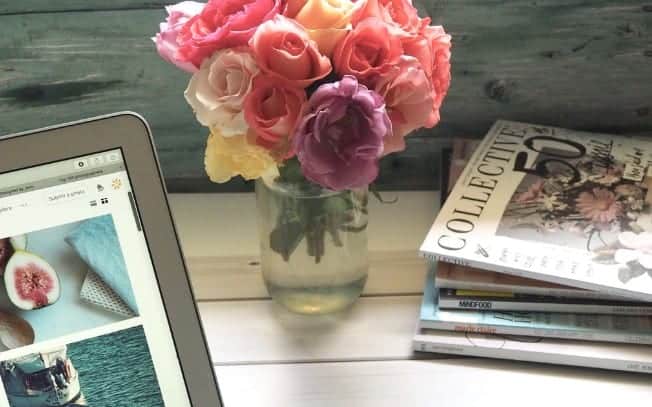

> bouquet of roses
[153,0,451,263]
[153,0,451,191]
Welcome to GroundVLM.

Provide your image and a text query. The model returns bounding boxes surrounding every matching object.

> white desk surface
[169,192,651,407]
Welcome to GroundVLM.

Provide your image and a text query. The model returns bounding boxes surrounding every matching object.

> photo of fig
[0,235,28,276]
[4,251,60,310]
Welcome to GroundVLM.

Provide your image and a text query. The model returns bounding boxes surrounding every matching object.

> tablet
[0,113,222,406]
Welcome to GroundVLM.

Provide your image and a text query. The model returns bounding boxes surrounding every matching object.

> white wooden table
[169,192,651,406]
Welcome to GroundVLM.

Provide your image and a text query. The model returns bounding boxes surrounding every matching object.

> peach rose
[249,15,332,88]
[374,56,436,154]
[333,17,403,87]
[184,48,259,135]
[284,0,364,56]
[244,75,307,158]
[402,24,451,120]
[423,25,452,110]
[401,33,431,76]
[352,0,423,35]
[205,128,278,183]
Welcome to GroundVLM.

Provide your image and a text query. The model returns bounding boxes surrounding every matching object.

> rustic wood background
[1,1,651,192]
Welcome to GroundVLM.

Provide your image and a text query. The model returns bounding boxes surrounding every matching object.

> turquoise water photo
[69,326,164,407]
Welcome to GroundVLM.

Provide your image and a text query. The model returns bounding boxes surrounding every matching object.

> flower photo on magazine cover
[496,139,652,284]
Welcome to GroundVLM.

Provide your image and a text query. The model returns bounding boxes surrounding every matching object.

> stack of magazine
[416,120,652,373]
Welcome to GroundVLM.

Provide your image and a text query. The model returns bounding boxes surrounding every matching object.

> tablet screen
[0,149,192,406]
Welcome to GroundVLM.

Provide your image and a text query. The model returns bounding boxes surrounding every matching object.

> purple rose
[293,75,392,191]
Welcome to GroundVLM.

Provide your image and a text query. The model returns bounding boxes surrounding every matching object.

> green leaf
[270,219,304,262]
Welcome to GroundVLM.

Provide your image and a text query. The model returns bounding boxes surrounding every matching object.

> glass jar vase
[255,173,369,315]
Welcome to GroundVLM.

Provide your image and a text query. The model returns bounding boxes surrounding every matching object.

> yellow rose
[204,128,278,183]
[285,0,362,56]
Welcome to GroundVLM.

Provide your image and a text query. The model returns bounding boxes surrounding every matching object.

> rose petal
[307,27,349,57]
[294,0,357,29]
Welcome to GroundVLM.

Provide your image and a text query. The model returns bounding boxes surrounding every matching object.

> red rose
[244,75,307,158]
[333,17,404,87]
[177,0,282,68]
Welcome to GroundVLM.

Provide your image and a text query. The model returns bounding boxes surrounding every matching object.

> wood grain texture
[2,1,651,191]
[214,359,652,407]
[198,296,424,365]
[0,2,168,15]
[187,251,428,300]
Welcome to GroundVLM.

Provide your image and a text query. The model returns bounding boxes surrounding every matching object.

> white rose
[184,48,259,136]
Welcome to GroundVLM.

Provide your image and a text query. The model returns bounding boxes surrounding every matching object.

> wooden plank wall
[1,1,651,192]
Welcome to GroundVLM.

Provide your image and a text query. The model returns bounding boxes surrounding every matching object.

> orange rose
[333,17,403,87]
[284,0,364,56]
[249,15,332,88]
[352,0,424,35]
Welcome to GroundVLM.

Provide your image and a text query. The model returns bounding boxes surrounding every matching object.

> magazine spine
[418,318,652,345]
[420,252,652,303]
[435,279,629,301]
[412,337,652,374]
[438,297,652,316]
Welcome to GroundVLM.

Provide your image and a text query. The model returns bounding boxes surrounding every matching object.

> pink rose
[244,75,307,158]
[422,25,452,111]
[152,1,205,73]
[177,0,282,69]
[184,48,259,135]
[352,0,423,35]
[249,15,332,88]
[375,56,435,154]
[402,24,451,123]
[401,32,430,75]
[333,17,404,87]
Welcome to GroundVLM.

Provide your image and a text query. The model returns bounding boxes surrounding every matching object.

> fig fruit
[0,311,34,349]
[4,251,60,310]
[0,235,28,276]
[0,239,12,273]
[9,235,27,251]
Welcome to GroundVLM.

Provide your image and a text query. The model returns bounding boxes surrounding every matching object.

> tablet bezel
[0,112,223,407]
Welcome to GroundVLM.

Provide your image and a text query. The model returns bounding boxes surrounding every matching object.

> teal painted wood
[1,1,651,192]
[0,2,169,15]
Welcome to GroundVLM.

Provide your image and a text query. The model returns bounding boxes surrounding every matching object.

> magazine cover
[413,327,652,374]
[438,288,652,315]
[420,265,652,344]
[421,120,652,301]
